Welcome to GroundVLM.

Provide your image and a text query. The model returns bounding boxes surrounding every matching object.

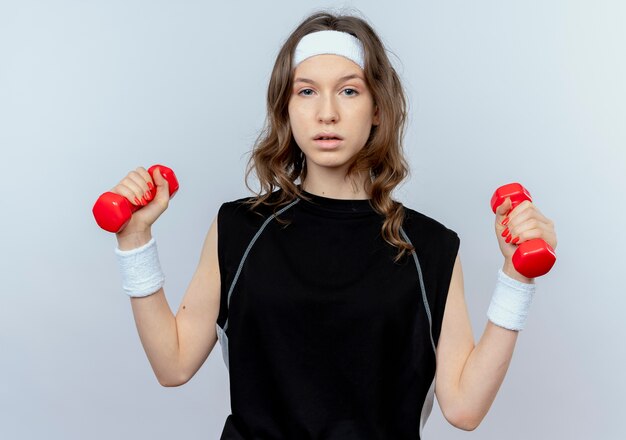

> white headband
[293,30,365,70]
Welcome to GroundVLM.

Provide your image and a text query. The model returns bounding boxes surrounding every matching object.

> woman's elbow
[450,418,481,432]
[442,407,485,431]
[156,371,191,387]
[158,378,184,387]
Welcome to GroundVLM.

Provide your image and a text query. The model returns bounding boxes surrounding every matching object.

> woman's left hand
[494,198,557,277]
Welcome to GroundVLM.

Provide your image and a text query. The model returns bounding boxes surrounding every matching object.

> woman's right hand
[111,166,170,242]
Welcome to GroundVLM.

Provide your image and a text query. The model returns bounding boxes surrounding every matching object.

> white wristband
[487,269,536,331]
[114,237,165,297]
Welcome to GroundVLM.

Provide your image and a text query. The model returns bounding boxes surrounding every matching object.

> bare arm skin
[435,256,519,430]
[435,197,557,430]
[124,220,221,387]
[113,167,221,387]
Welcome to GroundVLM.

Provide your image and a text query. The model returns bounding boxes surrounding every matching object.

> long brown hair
[246,11,413,260]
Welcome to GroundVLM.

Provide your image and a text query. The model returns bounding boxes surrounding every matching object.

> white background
[1,0,624,438]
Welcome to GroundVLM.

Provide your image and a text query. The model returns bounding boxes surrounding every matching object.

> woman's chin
[306,158,351,172]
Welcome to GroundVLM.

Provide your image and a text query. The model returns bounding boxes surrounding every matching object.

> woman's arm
[435,197,557,430]
[126,219,221,387]
[112,167,222,387]
[434,256,519,430]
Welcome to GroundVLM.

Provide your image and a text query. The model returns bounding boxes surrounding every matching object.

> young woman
[110,11,557,439]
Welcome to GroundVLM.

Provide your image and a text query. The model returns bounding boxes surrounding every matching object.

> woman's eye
[298,88,314,96]
[342,88,359,96]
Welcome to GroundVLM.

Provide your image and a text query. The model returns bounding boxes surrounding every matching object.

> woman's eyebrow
[293,74,365,85]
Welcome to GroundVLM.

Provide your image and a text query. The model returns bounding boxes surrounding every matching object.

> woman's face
[288,54,379,175]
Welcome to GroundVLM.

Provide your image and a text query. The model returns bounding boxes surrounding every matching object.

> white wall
[1,0,624,438]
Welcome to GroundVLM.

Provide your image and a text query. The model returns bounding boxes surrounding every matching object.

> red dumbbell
[92,164,179,233]
[491,182,556,278]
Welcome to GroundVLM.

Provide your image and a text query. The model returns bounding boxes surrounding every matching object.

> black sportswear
[215,190,459,439]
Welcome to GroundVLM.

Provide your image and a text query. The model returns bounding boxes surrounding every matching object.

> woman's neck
[301,169,370,200]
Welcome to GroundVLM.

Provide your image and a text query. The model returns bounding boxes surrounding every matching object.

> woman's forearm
[117,230,184,387]
[130,289,184,387]
[456,263,533,424]
[454,321,519,427]
[438,262,532,430]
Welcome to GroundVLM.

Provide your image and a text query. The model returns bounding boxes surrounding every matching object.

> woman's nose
[317,95,339,123]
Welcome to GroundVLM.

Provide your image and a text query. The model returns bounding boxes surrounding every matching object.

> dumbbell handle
[491,183,556,278]
[92,165,179,233]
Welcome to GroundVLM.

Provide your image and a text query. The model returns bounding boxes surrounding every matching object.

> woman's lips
[313,138,343,149]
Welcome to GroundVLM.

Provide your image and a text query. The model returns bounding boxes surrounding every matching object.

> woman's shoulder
[401,204,460,248]
[219,195,257,213]
[402,204,455,232]
[218,190,291,223]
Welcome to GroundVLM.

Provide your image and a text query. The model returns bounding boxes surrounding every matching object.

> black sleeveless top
[215,190,459,439]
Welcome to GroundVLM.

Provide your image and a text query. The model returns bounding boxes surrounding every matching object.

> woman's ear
[373,105,380,126]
